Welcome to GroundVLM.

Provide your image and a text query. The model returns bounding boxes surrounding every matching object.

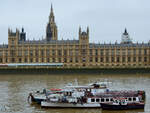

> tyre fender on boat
[28,93,35,103]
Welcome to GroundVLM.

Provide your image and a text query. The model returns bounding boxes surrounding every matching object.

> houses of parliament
[0,5,150,68]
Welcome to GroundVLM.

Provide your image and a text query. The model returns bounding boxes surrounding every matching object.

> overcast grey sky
[0,0,150,44]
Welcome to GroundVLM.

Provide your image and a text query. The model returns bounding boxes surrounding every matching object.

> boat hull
[101,103,145,110]
[41,101,101,108]
[28,93,46,104]
[33,98,45,104]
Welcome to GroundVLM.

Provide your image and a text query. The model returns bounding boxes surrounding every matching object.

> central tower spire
[46,4,58,41]
[51,3,53,12]
[49,4,55,23]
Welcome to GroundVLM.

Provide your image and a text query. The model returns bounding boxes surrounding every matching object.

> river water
[0,74,150,113]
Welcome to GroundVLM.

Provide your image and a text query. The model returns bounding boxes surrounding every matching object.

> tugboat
[100,97,145,110]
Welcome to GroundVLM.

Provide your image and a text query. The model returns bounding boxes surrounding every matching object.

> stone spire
[123,28,128,35]
[79,26,81,35]
[49,3,55,23]
[87,26,89,36]
[51,3,53,13]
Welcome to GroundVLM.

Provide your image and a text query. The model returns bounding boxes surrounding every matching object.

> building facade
[0,5,150,68]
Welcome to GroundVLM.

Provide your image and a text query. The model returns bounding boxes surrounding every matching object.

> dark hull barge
[101,103,144,110]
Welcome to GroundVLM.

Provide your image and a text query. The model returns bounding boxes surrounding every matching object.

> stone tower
[46,4,58,41]
[79,26,89,45]
[8,28,20,63]
[8,28,19,46]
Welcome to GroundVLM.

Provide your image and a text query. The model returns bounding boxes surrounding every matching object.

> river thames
[0,74,150,113]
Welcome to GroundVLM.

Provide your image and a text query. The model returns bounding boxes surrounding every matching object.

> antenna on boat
[75,79,78,86]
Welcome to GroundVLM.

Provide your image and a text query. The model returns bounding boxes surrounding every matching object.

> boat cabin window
[65,92,72,96]
[133,97,136,101]
[101,98,104,102]
[87,89,90,92]
[110,98,113,102]
[91,98,95,102]
[66,92,69,96]
[70,92,72,96]
[96,99,100,102]
[128,98,132,101]
[106,98,109,102]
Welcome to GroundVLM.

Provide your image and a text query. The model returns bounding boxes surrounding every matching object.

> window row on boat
[87,97,141,103]
[127,97,140,102]
[87,98,113,103]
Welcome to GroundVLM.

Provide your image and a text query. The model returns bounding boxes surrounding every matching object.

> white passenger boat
[28,81,109,104]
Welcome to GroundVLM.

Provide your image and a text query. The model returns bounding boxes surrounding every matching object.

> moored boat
[28,81,110,104]
[101,97,145,110]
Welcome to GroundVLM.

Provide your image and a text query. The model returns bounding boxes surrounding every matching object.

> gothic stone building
[0,5,150,68]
